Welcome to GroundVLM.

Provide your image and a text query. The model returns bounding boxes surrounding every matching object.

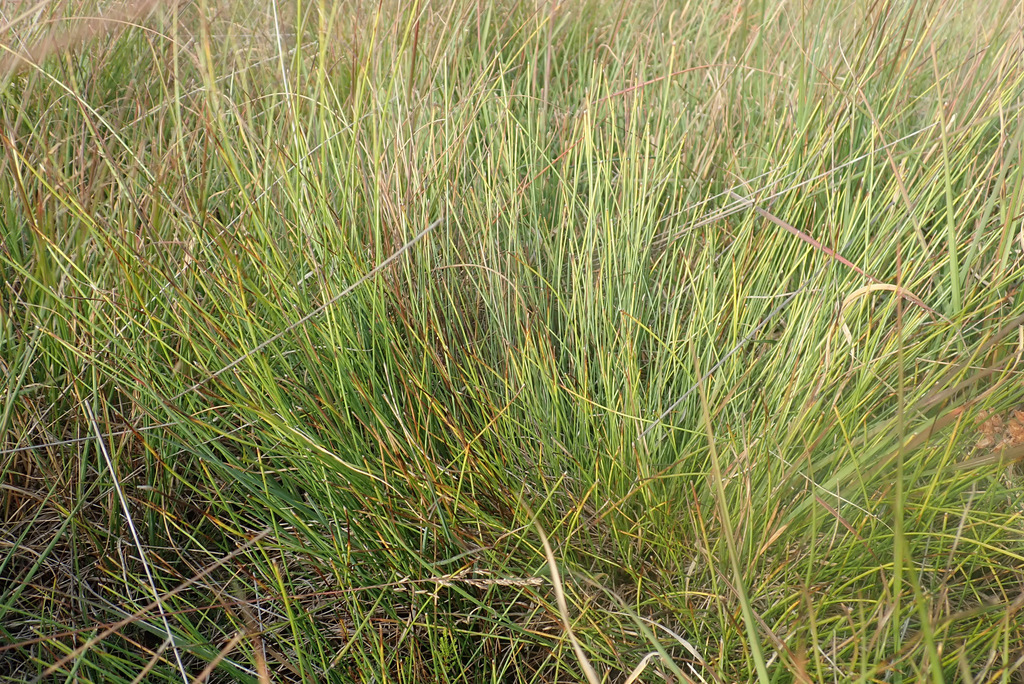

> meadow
[1,0,1023,681]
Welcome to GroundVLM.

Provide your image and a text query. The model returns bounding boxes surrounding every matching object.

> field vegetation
[2,0,1023,681]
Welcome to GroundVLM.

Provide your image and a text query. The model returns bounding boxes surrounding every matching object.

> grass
[1,0,1023,681]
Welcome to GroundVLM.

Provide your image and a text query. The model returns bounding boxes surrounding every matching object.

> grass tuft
[2,0,1023,681]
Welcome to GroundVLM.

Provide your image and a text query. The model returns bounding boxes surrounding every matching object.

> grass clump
[2,0,1023,681]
